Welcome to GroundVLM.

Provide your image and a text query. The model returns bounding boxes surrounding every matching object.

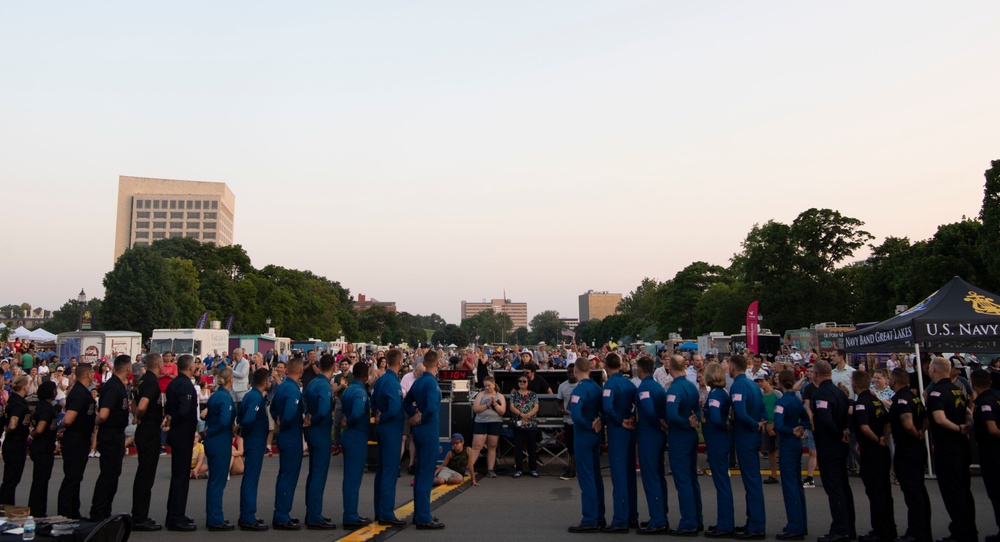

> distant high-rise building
[354,294,397,314]
[579,290,622,322]
[114,175,236,262]
[461,298,528,331]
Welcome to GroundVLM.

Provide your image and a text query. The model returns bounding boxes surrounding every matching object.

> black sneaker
[560,471,576,480]
[764,476,779,484]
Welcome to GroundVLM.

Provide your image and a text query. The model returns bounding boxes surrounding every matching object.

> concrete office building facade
[114,175,236,261]
[461,299,528,331]
[578,290,622,322]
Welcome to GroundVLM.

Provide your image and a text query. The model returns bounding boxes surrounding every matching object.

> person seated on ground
[230,435,245,475]
[191,432,209,479]
[434,433,475,487]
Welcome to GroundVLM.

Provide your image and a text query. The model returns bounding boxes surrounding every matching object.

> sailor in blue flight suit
[703,362,735,538]
[236,368,271,531]
[568,356,607,533]
[303,354,337,530]
[665,354,704,536]
[601,352,638,532]
[403,351,445,530]
[372,349,407,527]
[635,356,670,535]
[270,357,305,531]
[772,369,810,540]
[205,367,237,531]
[729,354,767,540]
[341,361,373,529]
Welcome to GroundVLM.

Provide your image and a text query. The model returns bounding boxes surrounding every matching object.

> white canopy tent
[9,326,31,340]
[29,328,56,342]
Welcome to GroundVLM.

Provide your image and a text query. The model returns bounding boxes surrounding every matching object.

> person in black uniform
[131,353,164,531]
[851,371,896,542]
[89,354,132,521]
[926,357,976,542]
[0,376,31,505]
[57,364,97,519]
[811,360,855,542]
[888,368,931,542]
[971,369,1000,542]
[165,354,199,532]
[29,381,59,516]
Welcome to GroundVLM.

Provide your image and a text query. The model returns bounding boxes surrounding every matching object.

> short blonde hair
[705,362,726,389]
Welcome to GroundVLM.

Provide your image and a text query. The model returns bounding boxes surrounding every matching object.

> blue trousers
[606,425,637,527]
[574,432,606,527]
[779,438,807,535]
[239,436,266,524]
[205,434,231,526]
[273,432,303,523]
[637,429,668,528]
[669,431,703,530]
[734,430,766,532]
[412,426,437,524]
[704,431,734,532]
[374,423,403,521]
[304,426,332,524]
[341,427,367,523]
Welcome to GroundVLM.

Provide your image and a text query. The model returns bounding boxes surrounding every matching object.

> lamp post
[265,317,272,335]
[77,289,87,331]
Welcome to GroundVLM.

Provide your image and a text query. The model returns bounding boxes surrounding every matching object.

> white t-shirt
[653,366,673,391]
[54,375,69,401]
[566,351,578,365]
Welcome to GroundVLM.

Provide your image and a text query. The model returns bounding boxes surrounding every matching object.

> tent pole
[914,344,934,478]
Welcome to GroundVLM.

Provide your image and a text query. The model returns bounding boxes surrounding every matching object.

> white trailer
[57,331,143,364]
[151,328,229,358]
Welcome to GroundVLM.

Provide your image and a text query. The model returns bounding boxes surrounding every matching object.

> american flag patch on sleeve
[732,394,743,402]
[667,395,676,403]
[856,404,865,411]
[774,405,784,414]
[572,395,580,404]
[639,391,650,400]
[709,399,720,408]
[603,389,612,397]
[816,400,828,409]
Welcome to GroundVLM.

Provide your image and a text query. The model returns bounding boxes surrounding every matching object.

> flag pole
[914,343,935,478]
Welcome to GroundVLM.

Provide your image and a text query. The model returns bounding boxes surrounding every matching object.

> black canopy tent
[844,276,1000,475]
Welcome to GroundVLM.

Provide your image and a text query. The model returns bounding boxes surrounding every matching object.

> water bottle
[23,516,35,541]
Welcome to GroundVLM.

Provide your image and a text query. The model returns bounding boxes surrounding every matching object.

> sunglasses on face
[518,379,528,383]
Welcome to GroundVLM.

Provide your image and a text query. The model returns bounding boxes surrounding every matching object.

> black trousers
[893,444,932,542]
[89,430,126,520]
[57,436,90,518]
[980,443,1000,534]
[513,427,538,472]
[935,442,977,542]
[131,426,161,521]
[166,424,195,526]
[816,437,855,537]
[28,453,54,517]
[0,448,26,505]
[859,444,896,538]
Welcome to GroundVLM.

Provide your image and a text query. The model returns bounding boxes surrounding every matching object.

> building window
[186,232,200,239]
[153,222,166,229]
[203,200,209,209]
[204,222,216,229]
[135,200,143,209]
[153,212,166,219]
[169,232,182,238]
[170,222,183,229]
[212,201,218,209]
[136,212,149,218]
[187,222,200,229]
[170,212,183,219]
[152,232,165,239]
[135,231,149,239]
[204,212,217,219]
[135,221,149,229]
[169,200,176,209]
[187,212,200,219]
[134,241,149,247]
[184,200,191,209]
[203,232,216,239]
[153,200,160,209]
[194,201,201,209]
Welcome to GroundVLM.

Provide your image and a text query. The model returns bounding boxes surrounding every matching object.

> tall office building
[578,290,622,322]
[461,298,528,331]
[114,175,236,261]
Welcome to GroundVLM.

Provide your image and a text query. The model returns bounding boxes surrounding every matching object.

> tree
[431,324,469,347]
[655,262,727,338]
[528,310,563,345]
[165,257,205,328]
[509,326,529,345]
[979,159,1000,280]
[0,304,25,319]
[102,246,177,339]
[460,309,513,344]
[357,306,396,343]
[46,298,103,334]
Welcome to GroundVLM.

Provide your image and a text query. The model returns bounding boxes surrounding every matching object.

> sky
[3,2,1000,325]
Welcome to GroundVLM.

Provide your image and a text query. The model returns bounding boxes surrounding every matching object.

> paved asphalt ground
[8,451,997,541]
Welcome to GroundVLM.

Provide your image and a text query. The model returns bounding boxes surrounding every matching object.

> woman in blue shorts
[469,376,506,479]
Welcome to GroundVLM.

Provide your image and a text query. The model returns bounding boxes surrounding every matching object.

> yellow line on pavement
[336,478,468,542]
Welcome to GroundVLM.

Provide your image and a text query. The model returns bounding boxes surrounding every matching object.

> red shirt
[159,362,178,393]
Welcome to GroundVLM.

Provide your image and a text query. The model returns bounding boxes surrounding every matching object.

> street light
[77,289,87,331]
[265,317,272,334]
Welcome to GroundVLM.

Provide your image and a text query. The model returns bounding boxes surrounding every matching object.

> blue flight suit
[666,377,704,531]
[270,377,304,524]
[602,372,638,528]
[703,386,734,532]
[341,379,371,524]
[636,376,669,529]
[237,387,269,525]
[205,387,236,526]
[572,378,606,527]
[773,391,809,535]
[403,372,441,524]
[372,369,404,522]
[730,374,766,533]
[303,373,334,524]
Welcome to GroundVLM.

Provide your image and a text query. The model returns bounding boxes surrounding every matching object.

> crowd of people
[2,336,1000,540]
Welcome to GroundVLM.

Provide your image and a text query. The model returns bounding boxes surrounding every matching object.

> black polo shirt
[527,374,551,395]
[926,378,969,450]
[2,394,30,451]
[852,389,889,451]
[30,400,57,455]
[136,371,163,428]
[811,380,850,442]
[889,387,926,449]
[165,375,198,431]
[99,374,130,431]
[974,389,1000,452]
[64,381,96,440]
